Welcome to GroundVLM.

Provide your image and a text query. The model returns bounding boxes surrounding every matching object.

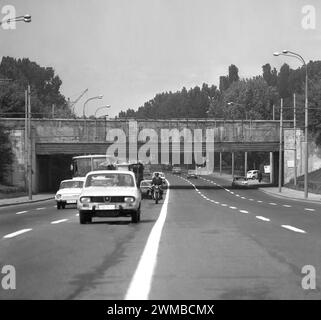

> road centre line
[3,229,32,239]
[125,179,170,300]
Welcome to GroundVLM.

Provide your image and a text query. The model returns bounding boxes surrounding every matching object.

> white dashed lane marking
[16,211,28,215]
[304,208,315,212]
[3,229,32,239]
[281,225,306,234]
[239,210,249,214]
[256,216,270,222]
[269,203,277,206]
[51,219,69,224]
[36,207,46,210]
[283,205,292,208]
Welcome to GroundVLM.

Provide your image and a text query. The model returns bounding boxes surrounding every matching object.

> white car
[246,170,259,179]
[55,178,85,209]
[77,170,142,224]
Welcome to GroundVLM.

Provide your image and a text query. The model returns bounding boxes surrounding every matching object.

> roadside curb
[259,188,321,205]
[0,196,54,208]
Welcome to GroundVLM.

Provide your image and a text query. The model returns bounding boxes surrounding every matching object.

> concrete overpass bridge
[0,118,294,192]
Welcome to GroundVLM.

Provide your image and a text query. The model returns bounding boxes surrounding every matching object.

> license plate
[97,204,116,210]
[66,200,76,204]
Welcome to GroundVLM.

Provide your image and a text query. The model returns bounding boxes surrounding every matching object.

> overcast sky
[0,0,320,117]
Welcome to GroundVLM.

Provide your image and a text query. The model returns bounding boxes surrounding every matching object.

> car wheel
[61,203,66,209]
[57,202,61,210]
[131,207,141,223]
[79,211,90,224]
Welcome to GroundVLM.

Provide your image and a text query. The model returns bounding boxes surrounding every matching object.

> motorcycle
[152,184,161,204]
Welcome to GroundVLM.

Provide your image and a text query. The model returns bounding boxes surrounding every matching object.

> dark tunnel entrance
[37,155,73,192]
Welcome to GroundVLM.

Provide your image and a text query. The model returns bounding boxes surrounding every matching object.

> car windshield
[60,181,83,189]
[85,173,134,187]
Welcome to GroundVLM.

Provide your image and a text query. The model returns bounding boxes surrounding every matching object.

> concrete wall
[283,128,321,183]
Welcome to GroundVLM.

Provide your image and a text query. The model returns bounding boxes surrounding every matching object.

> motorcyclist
[152,172,163,199]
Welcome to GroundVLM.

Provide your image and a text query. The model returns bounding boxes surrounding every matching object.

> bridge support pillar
[244,152,248,176]
[219,152,222,175]
[270,152,274,183]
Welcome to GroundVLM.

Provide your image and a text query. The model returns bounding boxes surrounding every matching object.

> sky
[0,0,320,117]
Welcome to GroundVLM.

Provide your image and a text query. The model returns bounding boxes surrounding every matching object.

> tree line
[118,61,321,139]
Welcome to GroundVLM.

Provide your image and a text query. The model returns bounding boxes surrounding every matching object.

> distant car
[232,176,249,188]
[187,169,198,179]
[140,179,152,199]
[172,166,182,174]
[247,170,259,179]
[55,178,85,209]
[77,170,142,224]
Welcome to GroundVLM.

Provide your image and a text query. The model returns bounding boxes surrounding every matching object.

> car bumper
[77,202,140,215]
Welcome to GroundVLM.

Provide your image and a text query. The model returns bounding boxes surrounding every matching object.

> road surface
[0,173,320,299]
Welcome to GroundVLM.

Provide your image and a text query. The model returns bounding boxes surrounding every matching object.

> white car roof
[60,179,84,183]
[85,170,136,176]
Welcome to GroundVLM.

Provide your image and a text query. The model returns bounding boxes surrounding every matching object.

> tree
[228,64,239,85]
[0,57,71,118]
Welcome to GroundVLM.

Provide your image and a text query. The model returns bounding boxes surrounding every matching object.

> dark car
[140,179,152,199]
[231,176,249,188]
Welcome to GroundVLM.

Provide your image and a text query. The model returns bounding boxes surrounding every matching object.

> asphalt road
[0,173,320,299]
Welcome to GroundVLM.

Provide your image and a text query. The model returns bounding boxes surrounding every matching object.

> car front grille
[90,196,125,203]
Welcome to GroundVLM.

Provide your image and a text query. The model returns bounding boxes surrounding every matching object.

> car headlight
[124,197,135,203]
[56,194,62,200]
[80,197,91,203]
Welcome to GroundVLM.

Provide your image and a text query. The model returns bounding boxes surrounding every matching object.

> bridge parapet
[0,118,293,144]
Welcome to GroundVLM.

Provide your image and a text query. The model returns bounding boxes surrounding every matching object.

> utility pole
[293,93,297,186]
[278,98,283,193]
[24,89,28,190]
[27,85,32,200]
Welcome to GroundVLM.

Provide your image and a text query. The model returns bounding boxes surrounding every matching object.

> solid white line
[16,211,28,215]
[239,210,249,214]
[281,225,306,234]
[256,216,270,222]
[3,229,32,239]
[51,219,68,224]
[125,179,170,300]
[304,208,315,212]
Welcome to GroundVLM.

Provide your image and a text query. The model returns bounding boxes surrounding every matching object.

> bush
[0,124,13,183]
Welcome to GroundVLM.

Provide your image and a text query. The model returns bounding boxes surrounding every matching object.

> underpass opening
[37,155,73,192]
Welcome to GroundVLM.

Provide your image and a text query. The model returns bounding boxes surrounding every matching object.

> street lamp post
[0,14,31,26]
[94,105,110,140]
[273,50,308,198]
[83,95,103,118]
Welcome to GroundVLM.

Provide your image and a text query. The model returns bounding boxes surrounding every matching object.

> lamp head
[282,50,289,54]
[273,52,280,56]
